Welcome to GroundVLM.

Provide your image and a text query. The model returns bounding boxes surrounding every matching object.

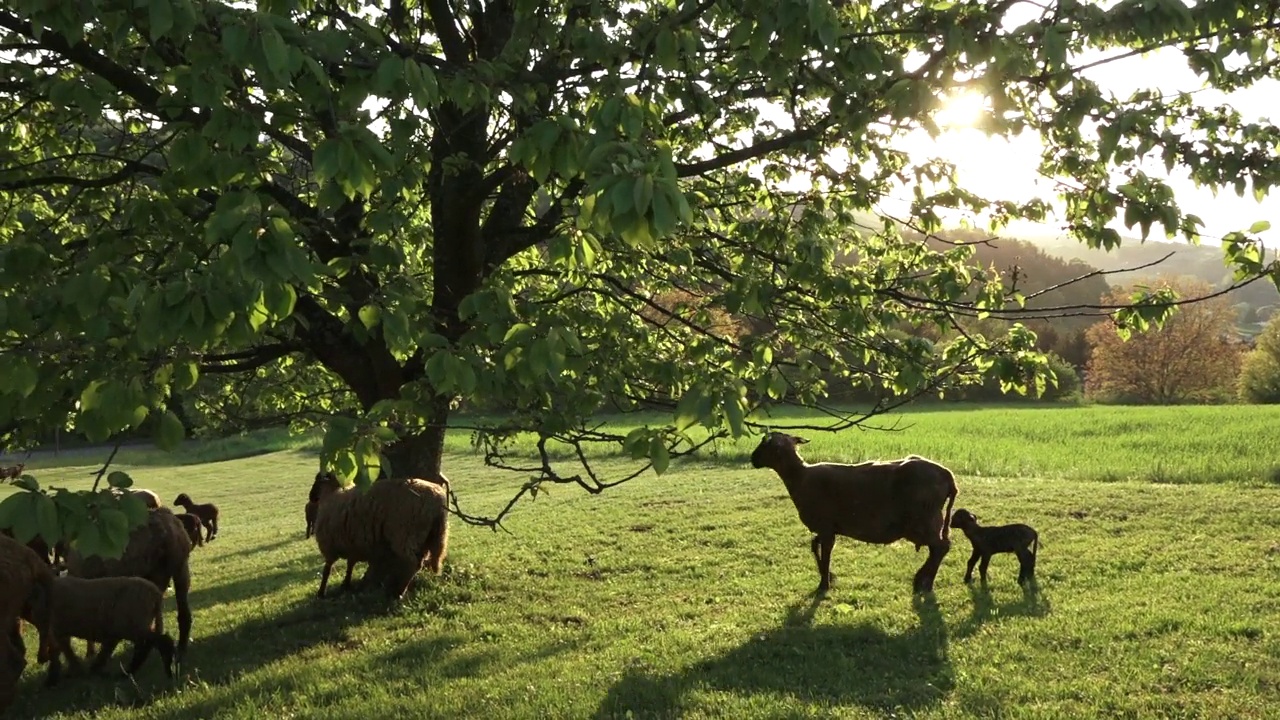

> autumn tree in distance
[1085,278,1244,404]
[2,0,1280,550]
[1237,313,1280,403]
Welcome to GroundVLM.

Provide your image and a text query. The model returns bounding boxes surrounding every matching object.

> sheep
[749,432,958,595]
[0,533,55,663]
[304,499,317,539]
[172,492,219,541]
[0,463,24,481]
[950,508,1039,586]
[129,489,163,509]
[308,471,450,601]
[27,574,176,685]
[176,513,205,548]
[65,507,193,663]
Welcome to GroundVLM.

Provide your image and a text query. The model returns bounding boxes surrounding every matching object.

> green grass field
[4,404,1280,719]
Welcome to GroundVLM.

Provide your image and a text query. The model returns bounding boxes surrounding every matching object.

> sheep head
[950,508,978,530]
[309,471,343,503]
[749,432,809,470]
[173,492,192,507]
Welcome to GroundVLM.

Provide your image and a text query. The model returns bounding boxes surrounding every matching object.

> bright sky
[890,47,1279,250]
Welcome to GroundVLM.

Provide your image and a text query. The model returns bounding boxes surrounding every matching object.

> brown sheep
[27,575,175,685]
[172,493,219,541]
[1,533,54,711]
[65,507,193,663]
[304,499,317,539]
[176,513,205,548]
[309,471,449,601]
[950,508,1039,586]
[750,432,958,595]
[0,463,24,481]
[1,528,54,568]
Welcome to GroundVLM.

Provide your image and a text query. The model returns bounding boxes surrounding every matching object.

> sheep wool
[28,575,175,684]
[0,627,23,714]
[65,507,193,661]
[176,513,205,548]
[309,472,450,600]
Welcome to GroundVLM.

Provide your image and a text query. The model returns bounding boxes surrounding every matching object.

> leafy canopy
[1,0,1279,542]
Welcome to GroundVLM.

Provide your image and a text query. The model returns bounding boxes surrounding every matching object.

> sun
[934,90,989,131]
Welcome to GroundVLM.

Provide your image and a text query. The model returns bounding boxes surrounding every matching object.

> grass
[3,403,1280,719]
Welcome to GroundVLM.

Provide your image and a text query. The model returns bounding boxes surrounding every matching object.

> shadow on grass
[6,591,382,720]
[211,536,307,563]
[951,582,1052,641]
[594,594,954,719]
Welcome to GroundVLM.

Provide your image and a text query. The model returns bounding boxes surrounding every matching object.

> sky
[887,46,1279,250]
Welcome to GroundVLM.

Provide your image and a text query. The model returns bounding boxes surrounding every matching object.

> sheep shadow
[184,563,316,608]
[951,582,1051,641]
[593,595,953,719]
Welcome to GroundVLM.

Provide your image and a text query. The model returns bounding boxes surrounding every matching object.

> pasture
[3,403,1280,719]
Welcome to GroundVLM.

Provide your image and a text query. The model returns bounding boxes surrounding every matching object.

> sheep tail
[940,472,958,542]
[424,510,449,576]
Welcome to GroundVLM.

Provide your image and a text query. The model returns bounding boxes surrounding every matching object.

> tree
[2,0,1280,554]
[1085,278,1244,404]
[1237,314,1280,403]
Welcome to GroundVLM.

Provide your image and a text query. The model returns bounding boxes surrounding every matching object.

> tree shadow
[185,563,317,609]
[209,537,304,561]
[951,581,1052,641]
[593,594,954,719]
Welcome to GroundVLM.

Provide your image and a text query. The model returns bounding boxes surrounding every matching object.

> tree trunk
[382,395,451,479]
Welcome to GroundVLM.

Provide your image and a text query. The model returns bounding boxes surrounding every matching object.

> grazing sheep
[950,508,1039,586]
[309,471,450,601]
[0,463,24,480]
[304,499,317,539]
[27,574,175,685]
[749,432,958,595]
[65,508,193,663]
[172,493,219,541]
[176,513,205,548]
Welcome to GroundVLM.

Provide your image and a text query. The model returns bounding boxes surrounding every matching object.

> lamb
[26,574,176,685]
[172,492,219,541]
[65,507,193,663]
[950,508,1039,586]
[308,471,450,601]
[749,432,958,595]
[176,513,205,548]
[304,500,317,539]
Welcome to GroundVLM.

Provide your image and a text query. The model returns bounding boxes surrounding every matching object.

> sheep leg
[89,639,120,674]
[814,533,836,594]
[318,558,336,598]
[978,555,991,585]
[207,516,218,541]
[173,558,193,663]
[1015,548,1036,585]
[913,538,951,594]
[963,549,981,584]
[341,560,357,591]
[43,653,63,687]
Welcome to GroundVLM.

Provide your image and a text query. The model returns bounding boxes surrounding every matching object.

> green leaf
[649,436,670,475]
[173,361,199,391]
[1249,220,1271,234]
[154,410,186,451]
[107,471,134,489]
[358,304,382,329]
[35,494,60,546]
[149,0,174,41]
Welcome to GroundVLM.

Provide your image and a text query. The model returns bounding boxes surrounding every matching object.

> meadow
[3,403,1280,719]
